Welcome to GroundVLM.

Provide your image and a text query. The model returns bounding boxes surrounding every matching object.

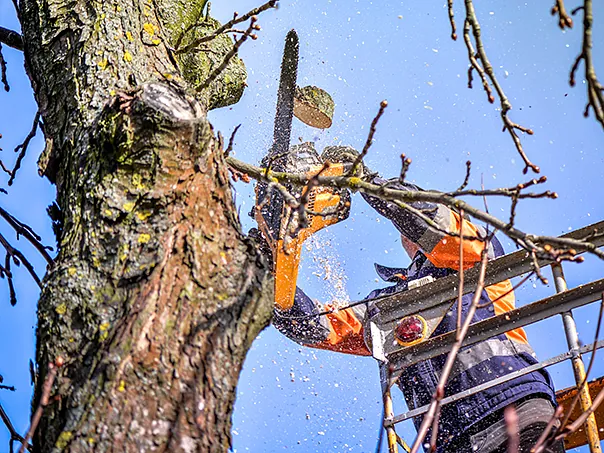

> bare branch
[196,16,259,92]
[456,161,472,192]
[0,206,53,265]
[463,0,539,174]
[175,0,276,53]
[411,248,490,453]
[0,230,43,299]
[532,405,564,453]
[227,156,604,262]
[447,0,458,40]
[568,0,604,129]
[398,154,412,183]
[456,211,465,332]
[347,100,388,177]
[533,295,604,453]
[451,176,550,198]
[18,358,63,453]
[0,44,8,92]
[293,162,330,234]
[555,383,604,445]
[224,124,241,157]
[0,403,31,453]
[9,111,41,186]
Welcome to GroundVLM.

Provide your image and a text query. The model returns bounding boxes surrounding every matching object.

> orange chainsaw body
[255,162,347,310]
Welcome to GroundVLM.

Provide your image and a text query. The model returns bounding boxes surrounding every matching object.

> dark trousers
[443,398,566,453]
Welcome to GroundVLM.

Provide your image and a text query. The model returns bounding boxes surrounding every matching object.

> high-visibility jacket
[273,179,557,452]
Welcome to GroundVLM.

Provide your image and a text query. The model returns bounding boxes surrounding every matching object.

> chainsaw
[254,29,351,311]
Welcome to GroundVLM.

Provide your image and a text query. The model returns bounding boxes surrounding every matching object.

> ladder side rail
[387,339,604,426]
[374,220,604,325]
[552,264,602,453]
[388,277,604,372]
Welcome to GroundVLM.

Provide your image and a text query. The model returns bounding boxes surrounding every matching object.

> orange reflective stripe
[485,280,529,344]
[425,211,484,270]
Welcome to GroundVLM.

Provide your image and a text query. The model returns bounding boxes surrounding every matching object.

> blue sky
[1,0,603,452]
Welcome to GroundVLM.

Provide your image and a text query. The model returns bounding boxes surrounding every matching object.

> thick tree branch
[0,27,23,52]
[228,156,604,261]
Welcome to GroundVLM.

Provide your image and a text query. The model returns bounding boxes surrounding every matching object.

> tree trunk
[19,0,272,451]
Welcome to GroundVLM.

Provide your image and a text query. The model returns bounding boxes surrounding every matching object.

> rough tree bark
[19,0,272,451]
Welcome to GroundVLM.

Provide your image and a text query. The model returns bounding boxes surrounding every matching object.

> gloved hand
[320,146,379,181]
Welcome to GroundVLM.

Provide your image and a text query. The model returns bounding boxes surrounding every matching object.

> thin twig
[535,295,604,453]
[531,405,564,453]
[292,163,330,235]
[551,0,573,29]
[451,176,549,198]
[553,384,604,445]
[456,161,472,192]
[398,154,412,183]
[531,251,549,285]
[456,210,465,332]
[505,405,520,453]
[0,44,8,92]
[347,100,388,177]
[175,0,276,53]
[9,112,41,186]
[0,231,43,295]
[508,190,520,228]
[196,17,259,92]
[224,124,241,157]
[4,252,16,306]
[0,403,30,453]
[477,271,534,309]
[0,206,53,264]
[411,248,490,453]
[447,0,458,40]
[18,359,63,453]
[0,160,12,176]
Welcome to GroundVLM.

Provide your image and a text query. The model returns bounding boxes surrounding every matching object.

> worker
[262,146,565,453]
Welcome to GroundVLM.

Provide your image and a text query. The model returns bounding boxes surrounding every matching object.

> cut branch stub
[294,85,334,129]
